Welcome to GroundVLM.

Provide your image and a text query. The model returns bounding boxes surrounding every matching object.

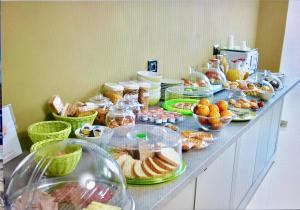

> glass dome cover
[201,61,227,85]
[5,139,134,210]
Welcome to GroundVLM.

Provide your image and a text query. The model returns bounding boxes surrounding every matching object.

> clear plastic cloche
[103,124,185,185]
[106,101,135,128]
[5,139,135,210]
[201,59,227,85]
[164,85,213,101]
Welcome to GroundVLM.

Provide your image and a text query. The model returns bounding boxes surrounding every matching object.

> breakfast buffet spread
[5,50,287,210]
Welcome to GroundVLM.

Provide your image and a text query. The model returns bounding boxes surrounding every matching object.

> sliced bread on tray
[153,157,177,171]
[122,158,136,179]
[141,160,160,178]
[133,160,148,179]
[145,157,169,174]
[116,154,132,168]
[157,148,181,167]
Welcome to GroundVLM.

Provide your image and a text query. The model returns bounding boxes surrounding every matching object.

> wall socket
[148,60,157,72]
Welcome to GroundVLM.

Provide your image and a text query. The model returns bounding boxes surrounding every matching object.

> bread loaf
[133,160,148,179]
[153,157,177,171]
[157,148,180,167]
[145,157,169,174]
[141,160,160,178]
[48,95,64,114]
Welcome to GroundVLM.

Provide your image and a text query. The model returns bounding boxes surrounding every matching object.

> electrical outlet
[148,60,157,72]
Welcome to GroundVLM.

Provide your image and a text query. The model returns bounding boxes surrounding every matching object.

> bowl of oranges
[192,99,233,131]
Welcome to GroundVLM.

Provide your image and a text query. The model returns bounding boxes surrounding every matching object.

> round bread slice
[121,158,136,179]
[157,148,181,167]
[116,154,132,168]
[153,157,177,171]
[133,160,148,179]
[141,160,160,178]
[145,157,170,174]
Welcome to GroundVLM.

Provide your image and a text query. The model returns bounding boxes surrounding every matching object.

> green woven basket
[28,121,71,143]
[31,139,82,177]
[52,111,97,134]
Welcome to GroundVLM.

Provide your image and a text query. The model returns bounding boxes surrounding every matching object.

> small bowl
[75,126,113,146]
[259,91,274,101]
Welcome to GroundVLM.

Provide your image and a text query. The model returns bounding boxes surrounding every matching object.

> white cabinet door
[162,179,196,210]
[195,143,236,210]
[253,109,273,181]
[267,100,283,162]
[231,121,260,208]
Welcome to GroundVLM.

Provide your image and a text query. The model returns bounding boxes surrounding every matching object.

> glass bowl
[192,113,233,131]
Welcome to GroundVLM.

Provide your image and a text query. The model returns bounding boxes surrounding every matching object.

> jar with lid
[122,82,139,100]
[103,83,124,104]
[201,59,227,85]
[89,94,113,125]
[138,82,150,111]
[106,101,135,128]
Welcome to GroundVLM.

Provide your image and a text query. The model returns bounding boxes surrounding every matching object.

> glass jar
[122,82,139,100]
[89,94,113,125]
[138,82,150,111]
[103,83,124,104]
[202,59,227,85]
[106,101,135,128]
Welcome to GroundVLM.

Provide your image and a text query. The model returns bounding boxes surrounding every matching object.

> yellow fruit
[199,98,210,106]
[208,104,220,113]
[226,69,243,82]
[195,105,210,117]
[217,100,228,112]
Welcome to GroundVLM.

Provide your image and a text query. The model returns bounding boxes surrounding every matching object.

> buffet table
[4,77,299,210]
[128,77,299,210]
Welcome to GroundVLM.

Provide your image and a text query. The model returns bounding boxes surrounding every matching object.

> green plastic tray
[162,99,199,115]
[126,161,186,185]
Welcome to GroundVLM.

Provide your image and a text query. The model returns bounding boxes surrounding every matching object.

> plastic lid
[104,83,124,92]
[89,94,113,108]
[137,82,151,89]
[107,101,135,118]
[166,85,213,98]
[107,124,182,150]
[122,82,139,90]
[5,139,134,210]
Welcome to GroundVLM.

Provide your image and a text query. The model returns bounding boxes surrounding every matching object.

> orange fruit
[199,98,210,106]
[208,111,221,124]
[208,104,220,113]
[217,100,228,112]
[199,117,209,125]
[220,110,233,117]
[211,122,222,130]
[195,104,210,117]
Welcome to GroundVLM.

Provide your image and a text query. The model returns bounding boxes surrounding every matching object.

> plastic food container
[138,82,151,111]
[137,71,162,83]
[106,101,135,128]
[104,124,186,185]
[103,83,124,104]
[6,139,135,210]
[164,85,213,101]
[120,82,140,100]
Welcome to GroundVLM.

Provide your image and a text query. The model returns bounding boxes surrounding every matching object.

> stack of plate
[137,71,163,106]
[161,79,183,100]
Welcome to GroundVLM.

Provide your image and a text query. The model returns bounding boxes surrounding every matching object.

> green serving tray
[162,99,199,115]
[126,160,186,185]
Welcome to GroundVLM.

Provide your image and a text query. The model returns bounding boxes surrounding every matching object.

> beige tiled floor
[247,85,300,209]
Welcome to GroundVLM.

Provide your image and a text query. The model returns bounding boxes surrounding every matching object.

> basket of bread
[49,95,98,134]
[106,124,186,185]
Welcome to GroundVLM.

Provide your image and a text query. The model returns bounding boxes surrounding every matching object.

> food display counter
[4,77,299,210]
